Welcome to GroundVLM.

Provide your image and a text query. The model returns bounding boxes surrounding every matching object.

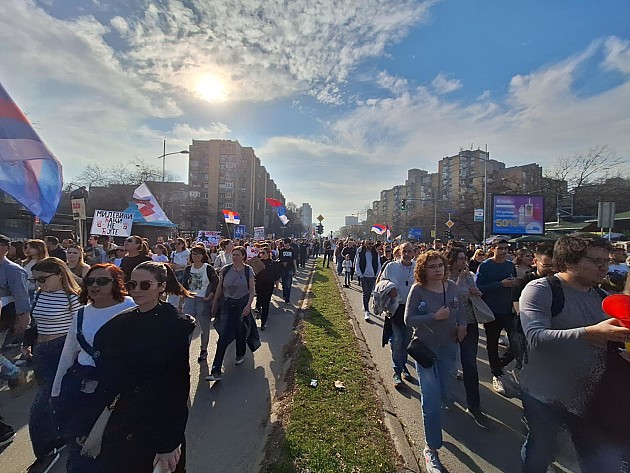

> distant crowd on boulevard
[1,232,629,472]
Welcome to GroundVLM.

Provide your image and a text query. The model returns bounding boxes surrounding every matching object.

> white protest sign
[254,226,265,241]
[90,210,133,237]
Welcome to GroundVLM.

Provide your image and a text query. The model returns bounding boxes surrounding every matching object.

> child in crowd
[342,254,353,287]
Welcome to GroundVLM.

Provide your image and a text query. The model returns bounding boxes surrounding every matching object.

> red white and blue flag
[0,82,63,223]
[223,209,241,224]
[371,224,386,235]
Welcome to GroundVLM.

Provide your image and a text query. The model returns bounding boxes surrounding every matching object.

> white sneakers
[492,375,507,396]
[364,311,371,321]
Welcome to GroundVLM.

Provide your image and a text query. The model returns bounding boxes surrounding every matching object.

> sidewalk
[335,271,576,473]
[0,260,316,473]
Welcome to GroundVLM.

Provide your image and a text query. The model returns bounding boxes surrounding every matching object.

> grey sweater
[519,276,608,415]
[404,281,464,354]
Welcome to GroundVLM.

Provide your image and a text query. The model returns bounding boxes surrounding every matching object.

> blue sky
[1,0,629,231]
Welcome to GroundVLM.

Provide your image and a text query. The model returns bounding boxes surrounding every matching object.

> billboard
[408,227,422,240]
[492,195,544,235]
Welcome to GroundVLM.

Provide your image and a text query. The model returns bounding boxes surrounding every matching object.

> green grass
[267,263,397,473]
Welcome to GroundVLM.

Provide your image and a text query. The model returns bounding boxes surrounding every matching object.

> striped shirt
[32,290,81,336]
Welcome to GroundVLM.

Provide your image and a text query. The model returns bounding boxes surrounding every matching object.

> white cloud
[377,71,409,95]
[431,72,462,95]
[602,36,630,74]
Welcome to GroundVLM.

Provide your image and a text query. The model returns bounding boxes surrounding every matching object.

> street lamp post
[157,139,189,206]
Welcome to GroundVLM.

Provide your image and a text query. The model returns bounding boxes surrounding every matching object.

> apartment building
[188,139,285,232]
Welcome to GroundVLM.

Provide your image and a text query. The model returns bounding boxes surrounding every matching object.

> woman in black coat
[254,245,280,330]
[93,262,194,473]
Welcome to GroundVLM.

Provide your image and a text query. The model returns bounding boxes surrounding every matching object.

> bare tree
[75,163,109,188]
[546,145,625,191]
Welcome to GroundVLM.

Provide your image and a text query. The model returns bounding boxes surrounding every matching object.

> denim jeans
[360,277,376,312]
[521,392,621,473]
[344,272,351,286]
[336,258,343,275]
[415,344,457,450]
[390,321,412,376]
[184,296,212,351]
[459,322,481,410]
[281,269,294,302]
[30,336,66,458]
[211,296,249,374]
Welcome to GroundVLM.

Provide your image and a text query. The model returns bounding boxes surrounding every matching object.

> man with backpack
[519,233,630,472]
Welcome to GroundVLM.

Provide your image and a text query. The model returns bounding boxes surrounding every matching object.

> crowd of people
[333,234,630,473]
[1,230,630,472]
[0,232,313,473]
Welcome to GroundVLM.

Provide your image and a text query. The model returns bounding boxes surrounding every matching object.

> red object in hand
[602,294,630,328]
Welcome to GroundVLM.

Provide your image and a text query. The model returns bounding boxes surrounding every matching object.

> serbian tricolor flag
[371,224,386,235]
[223,209,241,224]
[266,197,283,207]
[0,82,63,223]
[276,206,289,225]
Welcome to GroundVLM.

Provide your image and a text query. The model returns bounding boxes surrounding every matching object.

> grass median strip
[268,263,397,473]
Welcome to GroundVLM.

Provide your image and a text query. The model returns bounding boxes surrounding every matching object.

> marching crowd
[0,233,314,473]
[1,231,630,472]
[334,234,630,473]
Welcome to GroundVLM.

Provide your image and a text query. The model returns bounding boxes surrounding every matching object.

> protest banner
[89,210,133,237]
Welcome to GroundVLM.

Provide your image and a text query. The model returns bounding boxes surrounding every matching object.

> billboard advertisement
[492,195,544,235]
[408,227,422,240]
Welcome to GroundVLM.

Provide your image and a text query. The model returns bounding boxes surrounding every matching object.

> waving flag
[266,197,283,207]
[223,209,241,224]
[276,206,289,225]
[132,183,173,225]
[0,82,63,223]
[371,224,386,235]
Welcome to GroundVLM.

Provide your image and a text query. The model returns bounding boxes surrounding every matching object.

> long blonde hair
[32,257,81,296]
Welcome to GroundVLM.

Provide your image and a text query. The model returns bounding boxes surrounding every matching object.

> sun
[195,75,228,103]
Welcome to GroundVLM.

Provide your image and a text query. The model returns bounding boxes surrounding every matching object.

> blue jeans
[211,296,249,374]
[415,344,457,450]
[360,277,376,312]
[521,392,621,473]
[30,336,66,458]
[459,322,481,410]
[184,296,212,351]
[336,258,343,275]
[281,269,294,302]
[390,320,412,376]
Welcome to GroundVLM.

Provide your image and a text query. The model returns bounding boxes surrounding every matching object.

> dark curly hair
[553,233,612,272]
[79,263,128,305]
[414,250,448,285]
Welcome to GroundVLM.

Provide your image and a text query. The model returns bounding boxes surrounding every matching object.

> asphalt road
[335,269,578,473]
[0,261,315,473]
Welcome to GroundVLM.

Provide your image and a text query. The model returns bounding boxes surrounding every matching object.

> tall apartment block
[301,203,313,232]
[187,139,285,232]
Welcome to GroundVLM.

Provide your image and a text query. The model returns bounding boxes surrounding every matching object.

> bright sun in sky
[195,75,228,103]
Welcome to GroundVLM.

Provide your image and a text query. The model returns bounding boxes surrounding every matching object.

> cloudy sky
[2,0,629,231]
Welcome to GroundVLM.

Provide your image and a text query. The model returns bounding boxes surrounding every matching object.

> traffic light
[316,224,324,235]
[445,229,454,239]
[400,198,407,211]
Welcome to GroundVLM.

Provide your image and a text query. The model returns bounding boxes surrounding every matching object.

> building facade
[187,139,285,234]
[301,203,313,233]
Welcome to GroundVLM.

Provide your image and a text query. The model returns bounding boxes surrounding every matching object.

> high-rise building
[345,215,359,226]
[188,139,285,232]
[301,203,313,232]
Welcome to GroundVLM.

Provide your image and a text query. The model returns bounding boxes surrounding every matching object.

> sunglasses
[125,280,161,291]
[85,277,113,287]
[28,274,58,283]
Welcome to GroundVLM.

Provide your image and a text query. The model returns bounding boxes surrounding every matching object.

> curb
[334,271,421,473]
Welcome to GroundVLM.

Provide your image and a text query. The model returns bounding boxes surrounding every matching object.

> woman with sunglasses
[206,246,255,381]
[66,245,90,283]
[91,262,193,473]
[446,247,488,429]
[404,251,465,473]
[182,247,218,362]
[23,239,49,302]
[26,257,82,473]
[51,263,136,472]
[120,236,151,281]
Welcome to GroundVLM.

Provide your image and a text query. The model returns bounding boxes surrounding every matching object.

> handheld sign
[602,294,630,328]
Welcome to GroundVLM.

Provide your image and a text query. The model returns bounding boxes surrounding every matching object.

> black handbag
[406,283,446,369]
[406,337,437,368]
